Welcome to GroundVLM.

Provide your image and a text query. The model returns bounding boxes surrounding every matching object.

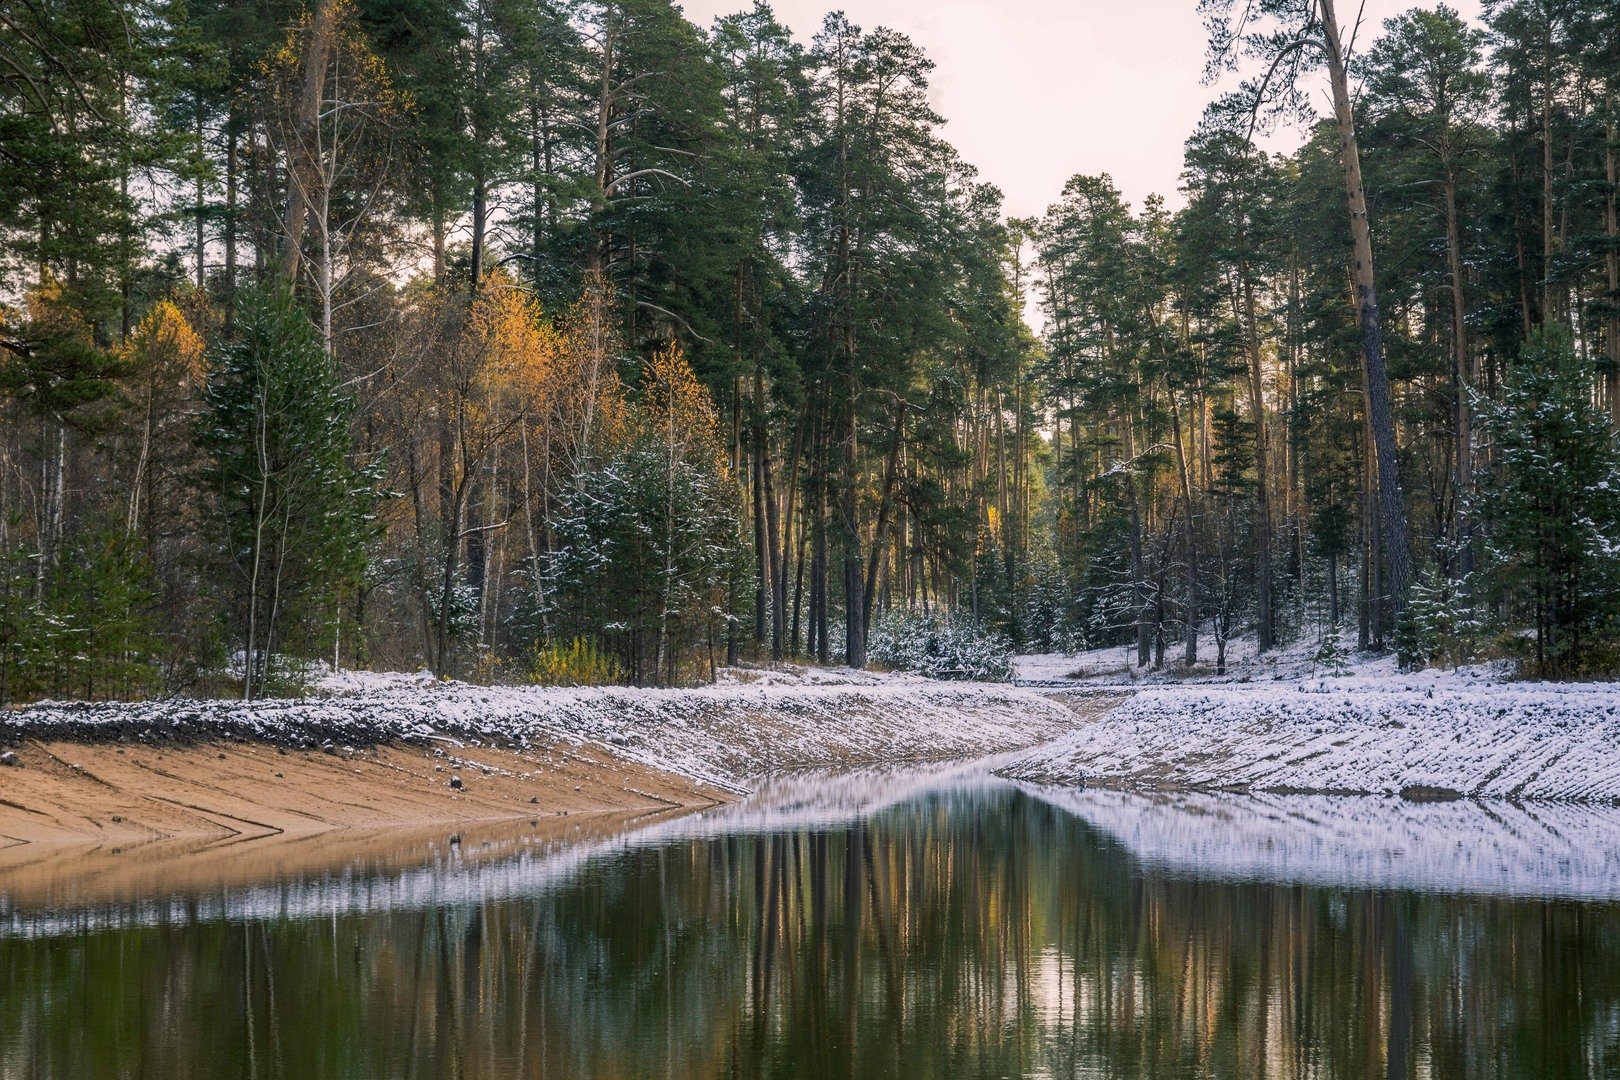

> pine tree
[1477,325,1620,675]
[1362,8,1491,575]
[1201,0,1415,625]
[198,281,379,698]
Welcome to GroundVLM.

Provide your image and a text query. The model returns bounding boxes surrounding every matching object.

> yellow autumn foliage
[642,341,727,476]
[130,300,206,385]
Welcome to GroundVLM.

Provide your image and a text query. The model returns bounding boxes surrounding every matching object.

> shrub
[528,637,623,687]
[1399,565,1483,671]
[867,608,1013,682]
[1313,623,1351,676]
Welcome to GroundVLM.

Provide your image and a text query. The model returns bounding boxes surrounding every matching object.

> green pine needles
[198,281,381,700]
[1476,326,1620,677]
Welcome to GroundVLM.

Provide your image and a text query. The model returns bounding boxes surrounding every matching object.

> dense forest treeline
[0,0,1617,698]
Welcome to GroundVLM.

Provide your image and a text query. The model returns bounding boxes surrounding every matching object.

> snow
[1003,660,1620,801]
[1010,636,1620,801]
[4,667,1079,791]
[1024,786,1620,901]
[1014,632,1433,685]
[11,637,1620,810]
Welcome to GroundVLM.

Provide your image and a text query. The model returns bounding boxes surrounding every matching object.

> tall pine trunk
[1320,0,1412,629]
[283,0,336,280]
[840,390,864,668]
[1606,107,1619,425]
[1240,277,1274,653]
[1444,163,1473,575]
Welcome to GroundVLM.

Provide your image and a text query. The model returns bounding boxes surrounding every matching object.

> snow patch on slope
[1004,679,1620,801]
[5,672,1078,790]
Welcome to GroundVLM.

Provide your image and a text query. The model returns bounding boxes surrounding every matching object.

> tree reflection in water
[2,786,1617,1078]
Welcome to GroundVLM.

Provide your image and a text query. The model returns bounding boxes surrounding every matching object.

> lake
[3,770,1618,1078]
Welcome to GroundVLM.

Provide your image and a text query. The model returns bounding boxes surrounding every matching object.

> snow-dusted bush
[1312,624,1351,676]
[867,608,1013,682]
[1400,565,1483,671]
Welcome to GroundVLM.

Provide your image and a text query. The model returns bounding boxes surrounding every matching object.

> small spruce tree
[198,281,380,699]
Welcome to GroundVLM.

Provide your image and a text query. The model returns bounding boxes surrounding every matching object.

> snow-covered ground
[5,666,1085,791]
[1007,678,1620,800]
[1013,633,1485,685]
[1005,641,1620,801]
[11,643,1620,804]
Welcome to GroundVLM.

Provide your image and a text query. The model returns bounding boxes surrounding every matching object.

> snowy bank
[1003,677,1620,801]
[4,670,1087,789]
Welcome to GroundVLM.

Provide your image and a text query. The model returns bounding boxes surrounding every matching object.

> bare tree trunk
[1328,552,1340,628]
[751,432,769,645]
[1540,39,1556,322]
[1240,277,1274,654]
[1169,390,1199,665]
[316,184,333,356]
[195,96,206,290]
[763,429,784,660]
[1122,417,1150,668]
[861,412,905,637]
[245,378,272,700]
[1606,108,1619,425]
[840,392,864,669]
[655,399,675,685]
[588,21,616,275]
[774,412,805,660]
[127,373,155,536]
[283,0,336,279]
[435,413,459,677]
[224,107,239,330]
[468,2,487,295]
[995,393,1014,615]
[1319,0,1413,627]
[1444,165,1473,576]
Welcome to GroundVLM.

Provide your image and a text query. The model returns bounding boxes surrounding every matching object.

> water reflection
[3,785,1618,1078]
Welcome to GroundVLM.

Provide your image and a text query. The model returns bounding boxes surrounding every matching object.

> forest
[1,0,1618,700]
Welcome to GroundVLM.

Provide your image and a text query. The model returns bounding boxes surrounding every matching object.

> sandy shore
[0,735,724,849]
[1,672,1087,843]
[0,673,1097,906]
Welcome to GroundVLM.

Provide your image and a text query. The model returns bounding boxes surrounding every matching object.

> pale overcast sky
[679,0,1485,218]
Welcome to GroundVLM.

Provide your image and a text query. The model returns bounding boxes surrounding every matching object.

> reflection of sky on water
[1027,786,1620,901]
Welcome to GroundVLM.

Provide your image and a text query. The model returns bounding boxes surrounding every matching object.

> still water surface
[2,776,1618,1078]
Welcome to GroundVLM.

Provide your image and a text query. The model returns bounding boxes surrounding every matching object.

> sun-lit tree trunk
[1236,276,1274,654]
[1319,0,1413,627]
[1168,388,1199,665]
[282,0,336,279]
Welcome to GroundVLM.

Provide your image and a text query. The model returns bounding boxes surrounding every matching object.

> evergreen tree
[1477,325,1620,675]
[546,344,745,685]
[198,281,379,698]
[1362,7,1492,574]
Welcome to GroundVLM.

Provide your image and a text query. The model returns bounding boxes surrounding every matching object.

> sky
[678,0,1485,219]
